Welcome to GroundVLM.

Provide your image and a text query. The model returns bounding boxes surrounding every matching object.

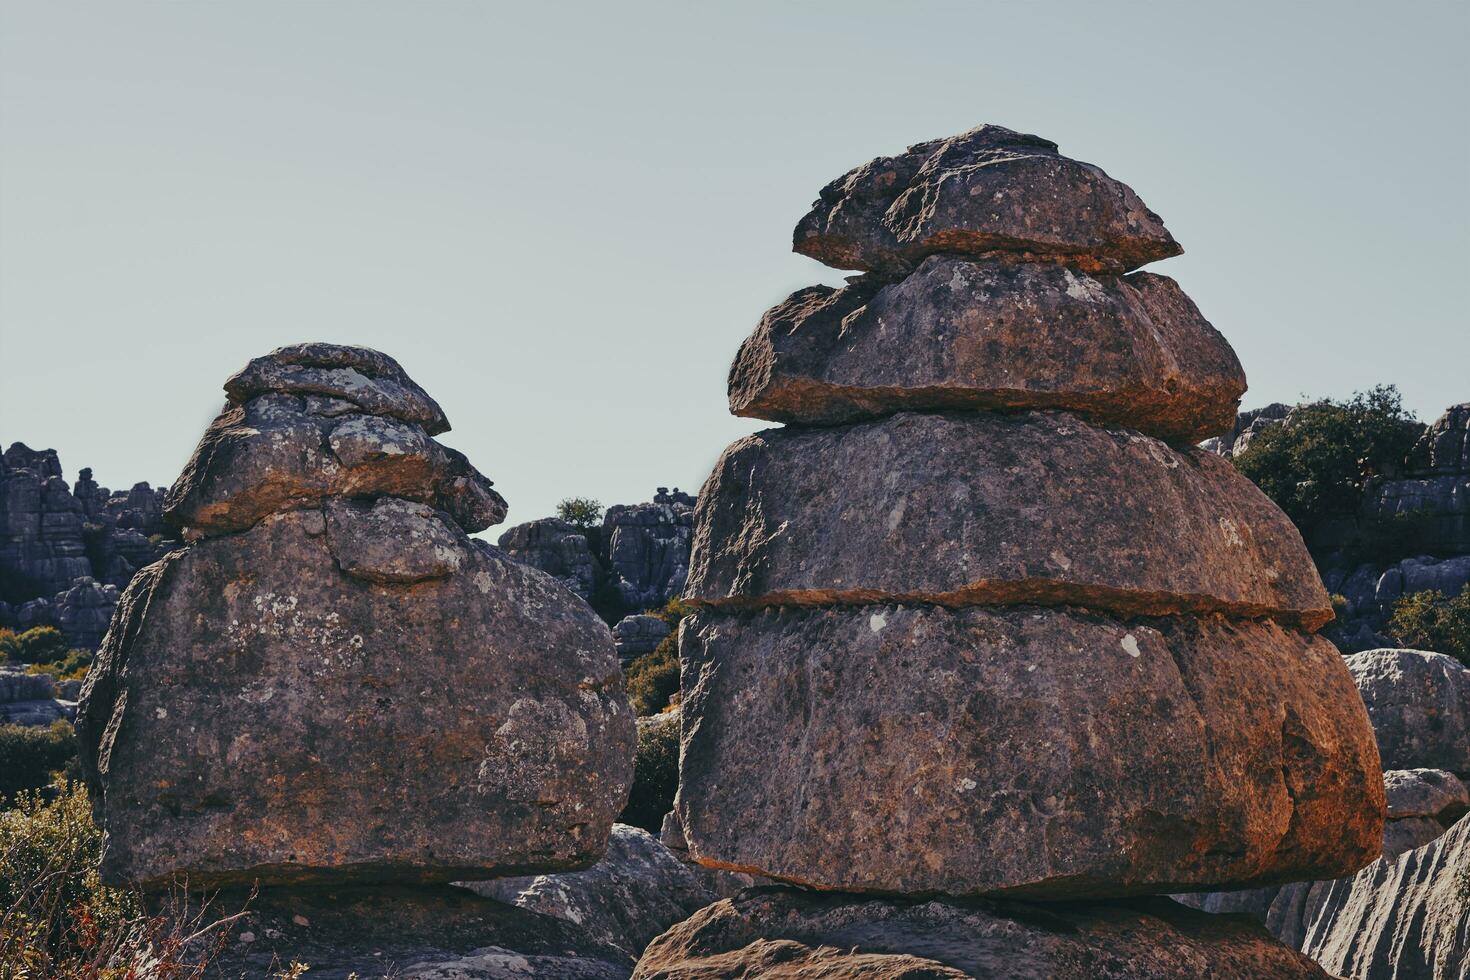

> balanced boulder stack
[654,125,1385,976]
[78,344,636,893]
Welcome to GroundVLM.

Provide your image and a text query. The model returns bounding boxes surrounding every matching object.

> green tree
[1233,385,1421,539]
[555,497,605,532]
[0,626,69,666]
[617,714,679,833]
[1388,587,1470,666]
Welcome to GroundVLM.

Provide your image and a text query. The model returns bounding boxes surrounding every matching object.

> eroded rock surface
[463,824,717,958]
[686,411,1330,628]
[164,393,505,538]
[730,257,1243,442]
[631,888,1332,979]
[678,605,1381,897]
[1267,815,1470,979]
[77,343,633,891]
[1348,649,1470,776]
[78,507,633,889]
[205,884,632,980]
[793,124,1181,275]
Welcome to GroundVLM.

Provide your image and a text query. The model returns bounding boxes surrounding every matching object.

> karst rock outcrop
[76,344,637,976]
[642,123,1386,976]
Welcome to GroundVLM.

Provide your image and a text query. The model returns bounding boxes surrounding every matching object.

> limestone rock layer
[666,121,1383,928]
[633,888,1334,980]
[677,605,1382,898]
[78,343,635,891]
[730,257,1244,442]
[686,411,1332,630]
[793,124,1182,275]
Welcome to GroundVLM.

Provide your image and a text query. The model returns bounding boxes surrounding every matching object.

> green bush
[26,649,93,682]
[0,783,139,971]
[555,497,605,532]
[0,627,69,666]
[0,785,236,977]
[1233,386,1421,539]
[625,639,679,718]
[617,714,679,834]
[0,722,78,801]
[623,598,695,717]
[1341,510,1450,566]
[1388,587,1470,666]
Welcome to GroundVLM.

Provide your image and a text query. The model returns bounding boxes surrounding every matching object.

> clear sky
[2,1,1466,527]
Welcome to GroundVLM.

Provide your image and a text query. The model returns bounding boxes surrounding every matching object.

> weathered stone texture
[164,394,505,538]
[497,518,601,600]
[686,411,1330,628]
[730,257,1243,442]
[1347,649,1470,776]
[632,888,1332,979]
[1266,814,1470,979]
[793,124,1181,275]
[205,884,633,980]
[78,504,633,889]
[677,604,1381,898]
[463,824,718,958]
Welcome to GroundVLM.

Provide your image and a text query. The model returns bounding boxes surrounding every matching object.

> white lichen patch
[1120,634,1142,658]
[1061,268,1107,303]
[869,612,888,633]
[1218,517,1245,547]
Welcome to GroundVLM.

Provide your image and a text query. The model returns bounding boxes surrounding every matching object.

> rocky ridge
[644,123,1382,975]
[0,443,177,648]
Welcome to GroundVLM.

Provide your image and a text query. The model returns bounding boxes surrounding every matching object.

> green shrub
[0,627,69,666]
[1234,386,1421,539]
[0,785,235,977]
[26,649,93,682]
[0,722,77,801]
[625,638,679,718]
[555,497,605,532]
[1388,587,1470,666]
[617,714,679,834]
[623,598,695,717]
[1341,510,1450,567]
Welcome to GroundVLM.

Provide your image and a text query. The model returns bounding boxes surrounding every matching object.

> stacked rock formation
[655,125,1386,976]
[77,345,637,974]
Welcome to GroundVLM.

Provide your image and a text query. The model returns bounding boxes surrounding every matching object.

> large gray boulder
[462,824,716,958]
[1348,649,1470,776]
[677,604,1382,898]
[496,518,601,601]
[730,257,1243,442]
[602,501,693,611]
[686,411,1331,630]
[77,344,634,891]
[1267,814,1470,979]
[793,124,1181,276]
[632,888,1332,979]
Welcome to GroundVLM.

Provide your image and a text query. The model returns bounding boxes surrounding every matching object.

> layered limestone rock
[633,888,1333,979]
[687,411,1332,629]
[679,606,1380,897]
[1347,649,1470,776]
[729,258,1244,442]
[78,344,635,891]
[463,824,718,958]
[645,122,1382,974]
[793,124,1181,275]
[1267,814,1470,979]
[164,345,504,539]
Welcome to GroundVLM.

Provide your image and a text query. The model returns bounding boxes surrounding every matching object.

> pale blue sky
[2,1,1466,525]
